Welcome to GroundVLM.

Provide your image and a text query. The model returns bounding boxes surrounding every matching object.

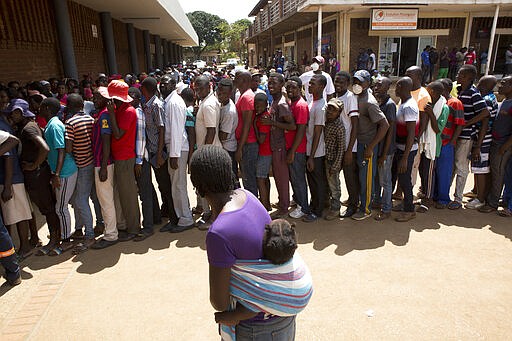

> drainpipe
[486,5,500,75]
[317,5,323,56]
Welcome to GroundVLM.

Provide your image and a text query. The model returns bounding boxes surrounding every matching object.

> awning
[73,0,199,46]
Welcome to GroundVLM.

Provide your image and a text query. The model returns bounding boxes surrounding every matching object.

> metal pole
[317,6,322,56]
[486,5,500,75]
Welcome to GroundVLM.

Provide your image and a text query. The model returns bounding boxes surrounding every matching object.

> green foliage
[186,11,227,59]
[186,12,252,62]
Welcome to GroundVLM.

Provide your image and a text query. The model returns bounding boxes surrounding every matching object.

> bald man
[404,66,432,194]
[235,71,259,196]
[373,77,396,220]
[394,77,419,222]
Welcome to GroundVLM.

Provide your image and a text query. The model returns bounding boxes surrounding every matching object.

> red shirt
[235,89,257,144]
[111,102,137,161]
[441,97,465,145]
[286,97,309,153]
[256,113,272,156]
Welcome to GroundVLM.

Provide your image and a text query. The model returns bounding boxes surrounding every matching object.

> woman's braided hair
[190,145,235,197]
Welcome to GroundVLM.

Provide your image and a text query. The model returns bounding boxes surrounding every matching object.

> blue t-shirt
[0,117,24,185]
[492,99,512,145]
[44,116,77,178]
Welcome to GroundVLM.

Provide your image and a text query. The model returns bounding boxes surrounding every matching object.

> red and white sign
[371,9,418,30]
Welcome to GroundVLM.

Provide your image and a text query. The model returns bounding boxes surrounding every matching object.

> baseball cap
[327,98,343,110]
[353,70,371,83]
[5,99,35,118]
[313,55,325,64]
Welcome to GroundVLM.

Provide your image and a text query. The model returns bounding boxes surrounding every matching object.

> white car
[226,58,240,66]
[193,60,207,69]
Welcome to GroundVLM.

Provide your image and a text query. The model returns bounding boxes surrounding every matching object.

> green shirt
[436,105,449,157]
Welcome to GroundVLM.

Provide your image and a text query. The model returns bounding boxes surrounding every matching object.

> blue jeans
[241,142,259,197]
[375,154,394,213]
[236,316,296,341]
[434,143,454,205]
[357,144,378,214]
[72,164,94,238]
[288,152,310,214]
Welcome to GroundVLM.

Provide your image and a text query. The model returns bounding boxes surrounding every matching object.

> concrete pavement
[1,177,511,340]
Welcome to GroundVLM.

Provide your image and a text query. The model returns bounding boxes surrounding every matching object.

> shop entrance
[379,36,434,77]
[492,34,512,74]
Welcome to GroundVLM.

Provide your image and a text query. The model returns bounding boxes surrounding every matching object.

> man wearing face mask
[299,55,335,104]
[351,70,389,221]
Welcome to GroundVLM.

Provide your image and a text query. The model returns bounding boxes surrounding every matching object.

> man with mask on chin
[299,55,335,104]
[351,70,389,221]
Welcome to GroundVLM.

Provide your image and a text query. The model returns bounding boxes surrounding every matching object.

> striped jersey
[457,85,487,140]
[65,112,94,167]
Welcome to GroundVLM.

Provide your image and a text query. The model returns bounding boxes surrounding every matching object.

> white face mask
[352,84,363,95]
[311,62,319,72]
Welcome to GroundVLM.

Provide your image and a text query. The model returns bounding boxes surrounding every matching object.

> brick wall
[0,0,61,83]
[68,0,106,78]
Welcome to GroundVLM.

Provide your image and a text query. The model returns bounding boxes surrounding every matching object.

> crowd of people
[0,55,511,281]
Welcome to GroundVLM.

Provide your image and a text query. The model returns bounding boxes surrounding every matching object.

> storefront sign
[371,9,418,30]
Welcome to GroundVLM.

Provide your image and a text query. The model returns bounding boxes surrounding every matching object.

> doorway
[399,37,418,76]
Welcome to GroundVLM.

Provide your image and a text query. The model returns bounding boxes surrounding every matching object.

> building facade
[246,0,512,76]
[0,0,198,82]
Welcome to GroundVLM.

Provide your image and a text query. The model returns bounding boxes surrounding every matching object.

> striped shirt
[457,85,487,140]
[135,106,147,165]
[142,95,165,155]
[478,92,498,146]
[65,112,94,167]
[441,97,465,145]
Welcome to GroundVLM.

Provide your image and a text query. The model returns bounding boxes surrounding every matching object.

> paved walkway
[1,178,511,340]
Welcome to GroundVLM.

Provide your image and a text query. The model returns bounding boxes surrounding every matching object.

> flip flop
[49,241,75,256]
[72,239,95,255]
[35,244,55,256]
[498,208,512,217]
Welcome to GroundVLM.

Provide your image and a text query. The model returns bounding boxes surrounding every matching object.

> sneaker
[324,210,340,221]
[302,213,318,223]
[466,198,484,209]
[289,207,304,219]
[395,211,416,222]
[340,207,357,218]
[352,211,372,221]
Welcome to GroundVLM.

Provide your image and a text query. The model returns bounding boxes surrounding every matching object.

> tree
[220,19,252,62]
[186,11,227,60]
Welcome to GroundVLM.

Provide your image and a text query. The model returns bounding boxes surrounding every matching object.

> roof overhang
[73,0,199,46]
[299,0,512,14]
[249,0,269,17]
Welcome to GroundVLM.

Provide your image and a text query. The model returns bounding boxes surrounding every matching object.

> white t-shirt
[338,90,359,152]
[306,98,326,157]
[299,71,335,104]
[0,130,9,144]
[396,97,419,152]
[219,99,238,152]
[196,91,222,147]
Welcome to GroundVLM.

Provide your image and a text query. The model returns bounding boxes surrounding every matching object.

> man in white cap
[299,55,335,104]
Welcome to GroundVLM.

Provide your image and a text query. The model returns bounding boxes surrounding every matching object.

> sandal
[447,201,462,210]
[133,229,154,242]
[35,243,57,256]
[17,250,33,262]
[498,208,512,217]
[49,241,75,256]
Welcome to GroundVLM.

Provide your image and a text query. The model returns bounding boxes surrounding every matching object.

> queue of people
[1,57,512,287]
